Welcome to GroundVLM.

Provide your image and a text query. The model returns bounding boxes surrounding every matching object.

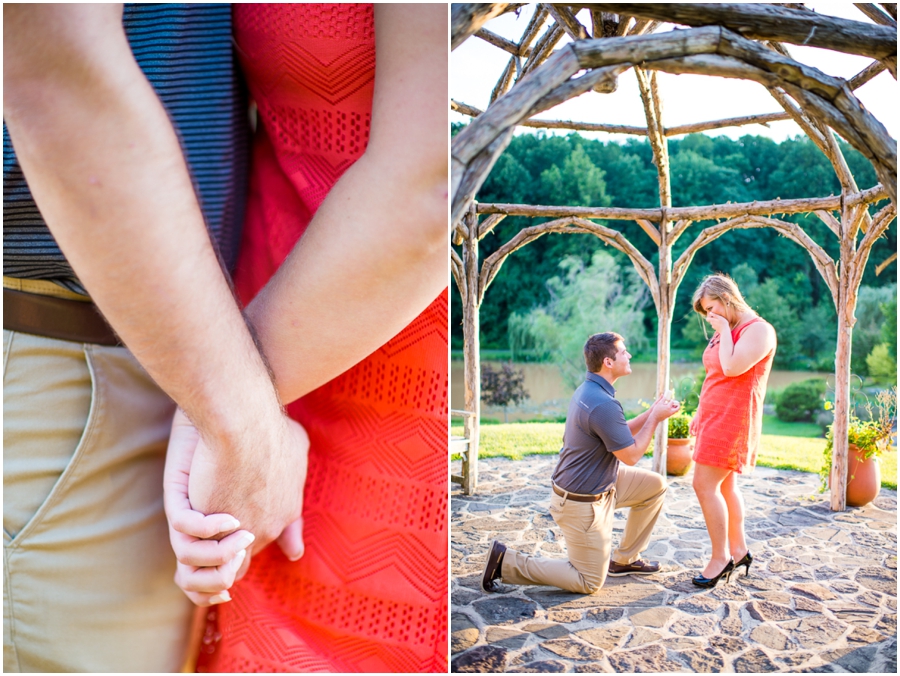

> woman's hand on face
[705,311,730,335]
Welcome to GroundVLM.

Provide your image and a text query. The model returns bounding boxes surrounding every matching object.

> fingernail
[220,518,240,532]
[288,547,304,562]
[235,532,255,550]
[210,590,231,604]
[231,548,247,569]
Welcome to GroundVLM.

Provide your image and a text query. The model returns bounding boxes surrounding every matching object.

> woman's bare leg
[720,470,748,561]
[692,462,733,577]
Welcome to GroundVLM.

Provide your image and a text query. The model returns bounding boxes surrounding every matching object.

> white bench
[450,409,476,494]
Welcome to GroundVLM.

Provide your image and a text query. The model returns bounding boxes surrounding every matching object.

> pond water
[450,361,834,422]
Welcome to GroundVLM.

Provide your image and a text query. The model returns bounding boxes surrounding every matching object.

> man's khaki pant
[501,464,667,594]
[3,330,193,672]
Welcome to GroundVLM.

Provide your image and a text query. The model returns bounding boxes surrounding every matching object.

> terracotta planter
[666,438,694,476]
[846,443,881,507]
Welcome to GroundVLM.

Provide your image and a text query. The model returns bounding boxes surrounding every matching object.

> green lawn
[761,414,822,438]
[452,422,897,490]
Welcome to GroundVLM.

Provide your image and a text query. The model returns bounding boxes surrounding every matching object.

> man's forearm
[618,418,657,466]
[626,407,655,435]
[4,5,284,465]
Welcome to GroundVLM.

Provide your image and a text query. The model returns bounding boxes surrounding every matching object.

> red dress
[196,5,448,672]
[692,317,774,474]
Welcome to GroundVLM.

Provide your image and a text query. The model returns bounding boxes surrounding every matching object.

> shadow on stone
[473,596,538,626]
[525,578,666,612]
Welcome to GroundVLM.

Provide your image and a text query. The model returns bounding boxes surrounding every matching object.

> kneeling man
[482,332,680,594]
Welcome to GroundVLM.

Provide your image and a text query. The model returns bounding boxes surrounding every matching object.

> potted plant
[820,388,896,506]
[666,413,694,476]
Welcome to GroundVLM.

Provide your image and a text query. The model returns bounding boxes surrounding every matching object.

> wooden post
[827,203,894,511]
[653,224,673,475]
[830,285,852,512]
[462,205,481,495]
[636,67,672,475]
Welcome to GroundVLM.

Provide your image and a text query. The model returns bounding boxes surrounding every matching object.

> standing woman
[689,275,776,588]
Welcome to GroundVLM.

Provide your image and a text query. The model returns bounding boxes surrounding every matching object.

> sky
[450,3,898,144]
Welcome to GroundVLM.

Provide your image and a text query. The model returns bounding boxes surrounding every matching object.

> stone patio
[451,456,897,673]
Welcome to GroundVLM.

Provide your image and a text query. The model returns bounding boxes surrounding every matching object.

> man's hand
[163,409,309,606]
[651,395,682,422]
[187,408,308,557]
[614,396,681,466]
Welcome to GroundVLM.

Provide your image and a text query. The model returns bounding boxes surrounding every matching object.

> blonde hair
[692,274,752,316]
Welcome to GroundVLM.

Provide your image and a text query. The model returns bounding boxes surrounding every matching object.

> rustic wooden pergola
[450,3,897,510]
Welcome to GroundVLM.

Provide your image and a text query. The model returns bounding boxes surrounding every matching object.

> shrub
[776,378,827,422]
[481,362,529,423]
[819,388,896,491]
[815,409,834,435]
[866,343,897,384]
[673,368,705,414]
[667,413,692,439]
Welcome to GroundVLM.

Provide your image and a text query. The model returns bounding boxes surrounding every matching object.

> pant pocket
[3,334,97,544]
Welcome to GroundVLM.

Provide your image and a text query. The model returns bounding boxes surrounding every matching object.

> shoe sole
[607,570,658,576]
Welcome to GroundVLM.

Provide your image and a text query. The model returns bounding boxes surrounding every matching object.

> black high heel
[734,550,753,577]
[692,559,734,588]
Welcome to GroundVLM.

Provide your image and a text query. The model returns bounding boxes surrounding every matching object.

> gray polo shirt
[551,372,636,495]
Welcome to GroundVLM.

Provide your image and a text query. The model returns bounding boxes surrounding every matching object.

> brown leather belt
[3,288,122,346]
[552,482,611,503]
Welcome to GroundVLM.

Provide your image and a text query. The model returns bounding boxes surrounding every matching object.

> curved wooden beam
[451,247,466,299]
[452,4,514,51]
[848,202,897,293]
[453,25,896,223]
[477,216,659,308]
[671,215,840,304]
[478,213,508,240]
[572,3,898,59]
[876,251,897,275]
[452,46,581,224]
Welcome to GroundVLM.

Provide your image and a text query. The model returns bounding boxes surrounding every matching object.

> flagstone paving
[451,456,897,673]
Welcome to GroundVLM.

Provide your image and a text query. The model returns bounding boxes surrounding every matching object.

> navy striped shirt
[3,3,249,295]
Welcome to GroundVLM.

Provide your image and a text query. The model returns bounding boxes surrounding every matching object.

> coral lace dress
[692,317,774,474]
[196,5,448,672]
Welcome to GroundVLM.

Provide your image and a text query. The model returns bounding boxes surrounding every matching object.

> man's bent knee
[649,472,668,498]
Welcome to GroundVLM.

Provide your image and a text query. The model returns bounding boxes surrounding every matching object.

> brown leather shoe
[481,540,507,592]
[608,559,660,576]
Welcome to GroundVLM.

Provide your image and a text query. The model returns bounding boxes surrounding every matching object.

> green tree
[880,296,897,355]
[866,344,897,384]
[509,250,648,389]
[450,130,895,356]
[746,279,803,368]
[852,285,896,376]
[539,144,609,208]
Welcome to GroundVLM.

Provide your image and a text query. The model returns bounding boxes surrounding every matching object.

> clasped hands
[162,408,309,606]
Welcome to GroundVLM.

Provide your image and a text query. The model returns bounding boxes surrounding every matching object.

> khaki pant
[3,330,193,672]
[501,464,667,594]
